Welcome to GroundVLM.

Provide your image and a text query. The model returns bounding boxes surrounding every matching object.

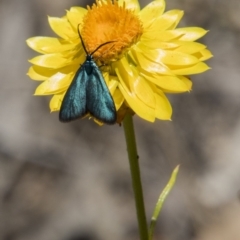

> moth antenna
[77,24,88,54]
[94,43,116,63]
[90,41,116,56]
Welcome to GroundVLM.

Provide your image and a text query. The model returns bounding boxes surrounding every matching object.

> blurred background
[1,0,240,239]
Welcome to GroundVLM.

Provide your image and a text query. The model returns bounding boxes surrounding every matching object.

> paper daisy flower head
[27,0,212,124]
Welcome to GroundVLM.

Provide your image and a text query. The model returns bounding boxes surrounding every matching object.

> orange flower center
[81,0,143,63]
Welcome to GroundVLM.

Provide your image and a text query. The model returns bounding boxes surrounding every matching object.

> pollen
[81,0,143,62]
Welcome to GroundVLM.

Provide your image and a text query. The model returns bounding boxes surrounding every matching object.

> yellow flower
[27,0,212,124]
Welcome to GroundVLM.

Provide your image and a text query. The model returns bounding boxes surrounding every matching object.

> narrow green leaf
[149,165,180,240]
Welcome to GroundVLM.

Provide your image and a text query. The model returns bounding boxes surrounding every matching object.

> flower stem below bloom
[123,114,148,240]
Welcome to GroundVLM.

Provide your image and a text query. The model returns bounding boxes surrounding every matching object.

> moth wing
[59,66,88,122]
[86,65,116,124]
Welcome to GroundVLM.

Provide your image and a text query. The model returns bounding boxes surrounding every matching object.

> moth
[59,27,117,124]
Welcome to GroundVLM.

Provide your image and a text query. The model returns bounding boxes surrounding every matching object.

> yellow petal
[66,7,87,31]
[28,64,78,81]
[165,10,184,30]
[112,57,134,91]
[130,67,156,108]
[119,0,140,12]
[27,66,59,81]
[154,90,172,120]
[130,48,173,75]
[60,44,85,59]
[146,10,184,31]
[140,47,200,66]
[69,6,87,14]
[50,92,65,111]
[113,88,124,111]
[193,49,213,61]
[138,0,165,27]
[113,58,156,121]
[175,27,208,41]
[48,17,76,39]
[174,41,206,54]
[105,73,120,109]
[112,58,134,89]
[34,71,74,95]
[142,29,183,41]
[108,77,118,95]
[26,37,75,54]
[139,39,179,50]
[161,76,192,93]
[117,69,155,122]
[108,75,124,110]
[141,73,192,92]
[29,53,82,68]
[162,50,200,66]
[171,62,210,75]
[29,54,69,68]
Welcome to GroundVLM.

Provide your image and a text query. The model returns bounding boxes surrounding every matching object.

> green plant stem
[123,114,148,240]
